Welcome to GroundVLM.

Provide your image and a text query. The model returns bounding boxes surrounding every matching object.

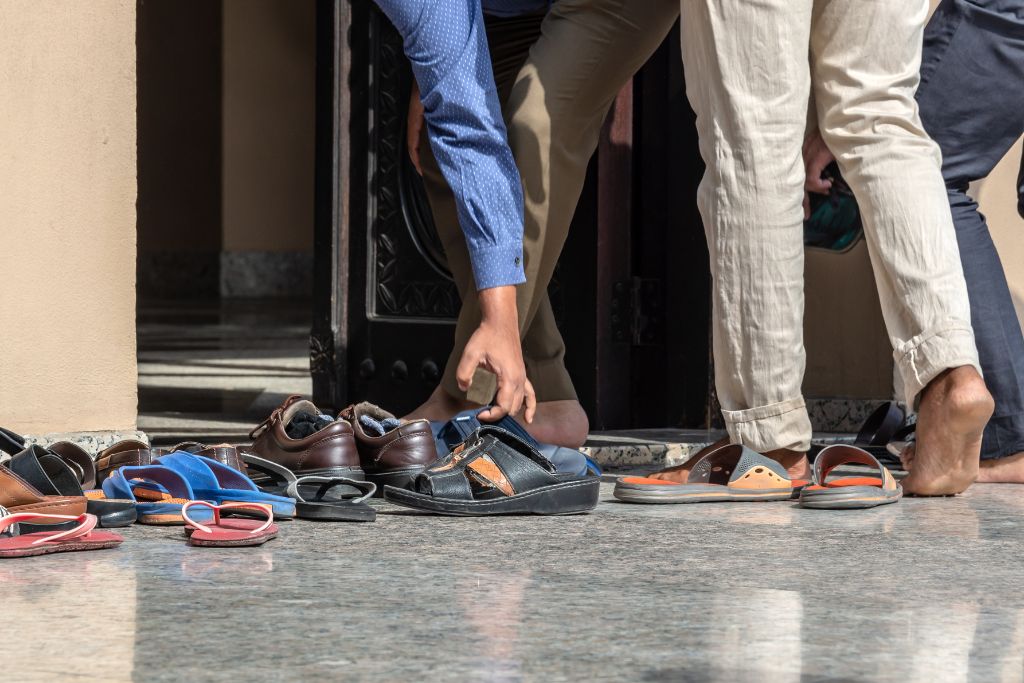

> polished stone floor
[6,481,1024,682]
[32,299,1000,681]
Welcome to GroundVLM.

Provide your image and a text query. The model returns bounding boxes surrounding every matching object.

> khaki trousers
[419,0,679,404]
[679,0,982,452]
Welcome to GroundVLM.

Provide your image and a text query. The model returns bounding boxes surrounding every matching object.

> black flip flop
[286,476,376,522]
[383,426,599,516]
[241,452,376,522]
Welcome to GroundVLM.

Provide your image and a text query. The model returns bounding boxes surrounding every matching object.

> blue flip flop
[151,452,296,519]
[102,465,215,525]
[430,409,601,477]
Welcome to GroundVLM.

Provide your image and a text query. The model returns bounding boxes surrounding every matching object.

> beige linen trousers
[419,0,680,404]
[680,0,982,451]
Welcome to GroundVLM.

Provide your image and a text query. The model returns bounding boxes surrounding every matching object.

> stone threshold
[583,428,862,471]
[9,426,864,475]
[0,430,150,464]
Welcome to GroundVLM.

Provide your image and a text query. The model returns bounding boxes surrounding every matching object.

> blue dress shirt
[373,0,552,290]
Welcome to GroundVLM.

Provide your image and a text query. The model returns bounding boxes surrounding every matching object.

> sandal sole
[188,532,277,547]
[0,538,122,558]
[613,485,794,504]
[383,479,599,516]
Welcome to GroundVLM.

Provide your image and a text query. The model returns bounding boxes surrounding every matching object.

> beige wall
[222,0,316,253]
[0,0,138,432]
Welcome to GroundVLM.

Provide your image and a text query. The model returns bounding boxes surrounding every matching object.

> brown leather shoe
[1,466,87,517]
[248,396,363,479]
[338,402,437,491]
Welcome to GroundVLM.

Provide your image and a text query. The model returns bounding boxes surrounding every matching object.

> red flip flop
[0,510,124,558]
[181,501,278,547]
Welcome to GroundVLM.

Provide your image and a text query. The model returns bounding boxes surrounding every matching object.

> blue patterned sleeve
[373,0,526,290]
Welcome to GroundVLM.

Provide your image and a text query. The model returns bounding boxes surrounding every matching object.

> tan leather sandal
[0,465,87,517]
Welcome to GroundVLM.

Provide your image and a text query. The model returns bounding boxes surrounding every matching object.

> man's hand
[803,131,835,219]
[407,82,425,175]
[456,286,536,424]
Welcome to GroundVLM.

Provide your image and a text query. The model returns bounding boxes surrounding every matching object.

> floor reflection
[5,483,1024,682]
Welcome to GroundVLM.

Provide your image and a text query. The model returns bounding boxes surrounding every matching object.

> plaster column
[0,0,141,444]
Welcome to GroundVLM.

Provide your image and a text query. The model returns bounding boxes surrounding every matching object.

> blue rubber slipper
[430,409,601,477]
[102,465,215,525]
[151,452,296,519]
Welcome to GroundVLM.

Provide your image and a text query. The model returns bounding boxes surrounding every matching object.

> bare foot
[514,399,589,449]
[404,384,480,422]
[901,366,994,496]
[764,448,812,482]
[405,387,589,449]
[977,451,1024,484]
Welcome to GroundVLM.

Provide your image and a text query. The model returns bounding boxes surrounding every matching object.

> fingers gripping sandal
[613,445,795,504]
[383,426,599,516]
[799,445,902,510]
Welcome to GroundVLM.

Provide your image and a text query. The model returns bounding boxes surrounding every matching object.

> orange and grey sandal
[0,509,123,558]
[613,444,798,504]
[181,501,278,547]
[799,445,901,510]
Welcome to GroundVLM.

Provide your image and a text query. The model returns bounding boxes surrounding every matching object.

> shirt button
[514,257,521,266]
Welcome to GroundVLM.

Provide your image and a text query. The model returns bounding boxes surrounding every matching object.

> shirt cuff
[469,243,526,290]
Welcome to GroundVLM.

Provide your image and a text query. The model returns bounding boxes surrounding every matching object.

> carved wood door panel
[312,1,711,428]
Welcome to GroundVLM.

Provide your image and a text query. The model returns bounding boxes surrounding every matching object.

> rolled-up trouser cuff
[441,359,578,405]
[893,323,982,409]
[722,397,812,453]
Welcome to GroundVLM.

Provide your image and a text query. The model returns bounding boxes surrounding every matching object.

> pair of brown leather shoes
[247,396,436,493]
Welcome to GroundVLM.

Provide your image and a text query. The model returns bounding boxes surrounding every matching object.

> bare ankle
[763,448,811,480]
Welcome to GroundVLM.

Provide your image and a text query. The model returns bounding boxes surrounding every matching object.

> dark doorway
[312,0,711,430]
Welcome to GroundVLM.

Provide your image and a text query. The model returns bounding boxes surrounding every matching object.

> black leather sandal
[383,426,600,516]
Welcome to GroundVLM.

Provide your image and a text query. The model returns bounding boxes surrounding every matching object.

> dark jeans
[916,0,1024,459]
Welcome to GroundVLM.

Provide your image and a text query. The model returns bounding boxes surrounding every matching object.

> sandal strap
[813,445,898,490]
[286,476,376,504]
[687,444,791,486]
[0,427,26,456]
[6,445,84,498]
[0,505,18,537]
[414,427,558,500]
[855,402,905,447]
[46,441,98,490]
[112,465,194,501]
[95,440,154,485]
[0,511,96,544]
[239,452,296,489]
[182,501,273,535]
[168,442,249,474]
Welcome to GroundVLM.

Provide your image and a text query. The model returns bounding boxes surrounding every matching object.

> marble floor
[10,299,1015,682]
[6,481,1024,682]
